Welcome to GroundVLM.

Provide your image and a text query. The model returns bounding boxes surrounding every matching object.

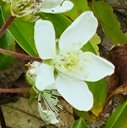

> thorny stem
[0,15,15,38]
[0,87,29,94]
[0,48,42,62]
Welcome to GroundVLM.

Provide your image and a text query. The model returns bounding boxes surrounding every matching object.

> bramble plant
[0,0,127,128]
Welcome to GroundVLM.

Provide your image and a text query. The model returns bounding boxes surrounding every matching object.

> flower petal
[35,64,55,91]
[59,11,98,54]
[41,0,64,9]
[34,19,56,59]
[40,1,74,14]
[46,83,57,90]
[56,74,93,111]
[73,52,115,81]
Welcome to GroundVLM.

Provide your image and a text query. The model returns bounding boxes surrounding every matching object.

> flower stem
[0,15,15,38]
[0,87,29,94]
[0,48,42,62]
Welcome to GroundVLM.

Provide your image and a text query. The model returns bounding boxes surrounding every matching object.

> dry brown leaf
[1,97,74,128]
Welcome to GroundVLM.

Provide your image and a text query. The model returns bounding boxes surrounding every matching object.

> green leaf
[73,119,90,128]
[87,79,107,116]
[1,6,37,56]
[74,109,91,121]
[92,0,127,44]
[9,19,37,56]
[65,0,90,20]
[89,34,101,55]
[0,9,15,69]
[82,34,101,54]
[103,101,127,128]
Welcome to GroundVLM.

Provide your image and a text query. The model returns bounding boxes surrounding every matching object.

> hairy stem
[0,48,42,62]
[0,15,15,38]
[0,87,29,94]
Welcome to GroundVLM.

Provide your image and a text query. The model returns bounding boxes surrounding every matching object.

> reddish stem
[0,87,29,93]
[0,48,42,62]
[0,15,15,38]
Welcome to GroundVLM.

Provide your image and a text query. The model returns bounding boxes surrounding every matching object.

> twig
[0,15,15,38]
[111,3,127,10]
[0,48,42,62]
[0,87,29,94]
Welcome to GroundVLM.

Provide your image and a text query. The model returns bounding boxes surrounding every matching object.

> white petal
[35,64,55,91]
[74,52,115,81]
[41,0,64,9]
[40,1,74,14]
[34,19,56,59]
[46,83,57,90]
[56,74,93,111]
[59,11,98,54]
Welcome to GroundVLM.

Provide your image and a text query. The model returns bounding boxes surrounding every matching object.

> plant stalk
[0,87,29,94]
[0,15,15,38]
[0,48,42,62]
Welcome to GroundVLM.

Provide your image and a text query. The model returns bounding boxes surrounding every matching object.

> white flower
[34,11,115,111]
[7,0,73,18]
[40,0,74,14]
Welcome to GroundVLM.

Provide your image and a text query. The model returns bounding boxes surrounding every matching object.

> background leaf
[65,0,90,20]
[87,79,107,116]
[1,5,37,56]
[74,109,91,121]
[0,9,15,69]
[103,101,127,128]
[73,119,90,128]
[82,34,101,54]
[92,0,127,44]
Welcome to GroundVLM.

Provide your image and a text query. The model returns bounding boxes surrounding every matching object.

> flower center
[55,51,80,75]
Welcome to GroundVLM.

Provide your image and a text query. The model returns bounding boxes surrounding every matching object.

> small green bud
[26,71,35,87]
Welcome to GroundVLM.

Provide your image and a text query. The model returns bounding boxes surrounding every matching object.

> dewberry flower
[40,0,74,14]
[34,11,115,111]
[3,0,73,20]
